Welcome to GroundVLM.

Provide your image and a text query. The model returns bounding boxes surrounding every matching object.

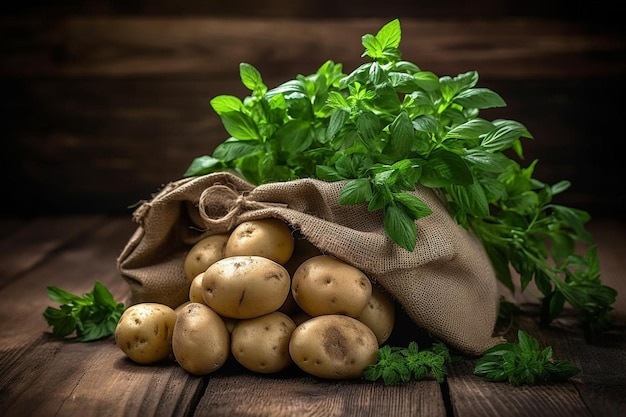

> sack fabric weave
[117,171,504,355]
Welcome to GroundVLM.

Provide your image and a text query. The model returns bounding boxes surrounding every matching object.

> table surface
[0,215,624,417]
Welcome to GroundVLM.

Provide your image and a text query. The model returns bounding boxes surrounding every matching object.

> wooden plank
[198,371,446,417]
[448,217,626,417]
[0,216,106,288]
[0,217,203,417]
[1,334,202,417]
[4,0,618,20]
[0,217,134,359]
[2,17,624,217]
[448,358,592,417]
[0,218,28,239]
[587,219,626,318]
[0,216,624,416]
[5,75,624,217]
[541,314,626,417]
[5,0,626,24]
[447,308,624,417]
[1,17,623,80]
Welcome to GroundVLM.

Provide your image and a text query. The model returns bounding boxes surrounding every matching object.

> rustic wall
[2,1,624,217]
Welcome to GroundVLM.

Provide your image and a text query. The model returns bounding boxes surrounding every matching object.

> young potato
[188,273,205,304]
[231,311,296,374]
[289,315,378,379]
[225,218,295,265]
[202,255,291,319]
[291,255,372,318]
[183,233,230,282]
[115,302,177,365]
[357,285,396,345]
[172,302,230,375]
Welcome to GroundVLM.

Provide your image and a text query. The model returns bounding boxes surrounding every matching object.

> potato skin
[291,255,372,318]
[183,234,230,282]
[231,312,296,373]
[289,315,378,379]
[172,302,230,375]
[115,303,177,365]
[357,285,396,345]
[202,256,291,319]
[225,219,295,264]
[188,273,205,304]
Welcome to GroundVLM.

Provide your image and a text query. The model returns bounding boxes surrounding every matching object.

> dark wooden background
[2,1,625,218]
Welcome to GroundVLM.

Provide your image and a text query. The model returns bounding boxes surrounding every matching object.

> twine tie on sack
[198,183,288,230]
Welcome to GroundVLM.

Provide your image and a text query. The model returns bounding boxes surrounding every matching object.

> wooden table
[1,215,624,417]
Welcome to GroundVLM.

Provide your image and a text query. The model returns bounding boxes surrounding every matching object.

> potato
[225,219,294,264]
[188,273,205,304]
[115,302,177,365]
[291,255,372,318]
[357,285,396,345]
[231,311,296,374]
[183,234,230,282]
[289,315,378,379]
[172,302,230,375]
[202,255,291,319]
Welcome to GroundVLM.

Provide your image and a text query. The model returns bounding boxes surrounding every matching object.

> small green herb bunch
[365,331,580,386]
[43,281,125,342]
[474,330,580,386]
[363,341,452,385]
[185,19,616,333]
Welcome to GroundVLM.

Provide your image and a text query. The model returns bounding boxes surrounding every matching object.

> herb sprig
[185,19,616,332]
[474,330,580,385]
[365,332,579,387]
[363,341,452,385]
[43,281,125,342]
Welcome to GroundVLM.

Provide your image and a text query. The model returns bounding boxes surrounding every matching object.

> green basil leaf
[389,112,413,156]
[210,95,243,115]
[394,193,432,219]
[339,178,373,205]
[239,62,267,94]
[276,120,314,154]
[454,88,506,109]
[220,111,260,140]
[384,204,417,252]
[327,108,349,140]
[213,139,260,162]
[375,18,401,49]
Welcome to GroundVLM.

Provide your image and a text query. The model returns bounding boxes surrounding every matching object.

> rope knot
[197,182,287,230]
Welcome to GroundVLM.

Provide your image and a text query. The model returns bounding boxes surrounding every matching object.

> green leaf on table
[43,281,125,342]
[474,330,580,386]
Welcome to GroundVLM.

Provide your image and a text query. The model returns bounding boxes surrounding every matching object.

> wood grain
[1,17,623,79]
[7,76,622,215]
[1,11,625,413]
[449,359,592,417]
[0,216,624,416]
[3,17,625,217]
[199,372,446,417]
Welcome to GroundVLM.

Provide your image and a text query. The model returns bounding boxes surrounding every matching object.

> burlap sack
[117,171,504,355]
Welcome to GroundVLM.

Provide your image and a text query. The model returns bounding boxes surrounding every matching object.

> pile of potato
[114,218,396,379]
